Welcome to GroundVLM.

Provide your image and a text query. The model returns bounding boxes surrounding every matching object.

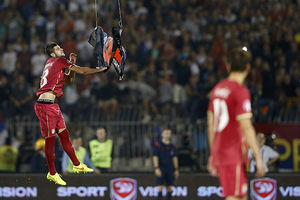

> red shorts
[34,103,66,137]
[217,163,248,197]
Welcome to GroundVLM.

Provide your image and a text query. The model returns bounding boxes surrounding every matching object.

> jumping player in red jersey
[207,47,265,200]
[34,42,108,185]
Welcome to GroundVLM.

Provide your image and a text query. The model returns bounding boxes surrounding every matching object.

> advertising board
[0,174,299,199]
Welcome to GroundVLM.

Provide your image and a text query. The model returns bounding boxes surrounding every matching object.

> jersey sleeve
[153,141,160,156]
[57,57,72,70]
[235,87,252,120]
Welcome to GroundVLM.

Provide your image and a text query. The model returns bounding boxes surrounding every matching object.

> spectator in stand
[9,73,34,117]
[157,74,173,118]
[63,83,79,120]
[2,44,17,75]
[45,11,56,42]
[77,34,94,64]
[31,46,48,78]
[31,10,47,37]
[61,33,77,57]
[184,75,200,121]
[173,56,190,116]
[30,36,44,54]
[17,44,32,80]
[56,11,74,41]
[95,73,119,119]
[7,12,24,42]
[0,75,9,111]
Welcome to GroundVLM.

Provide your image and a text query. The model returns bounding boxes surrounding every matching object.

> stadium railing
[6,115,209,172]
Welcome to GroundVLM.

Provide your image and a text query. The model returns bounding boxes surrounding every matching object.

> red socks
[58,129,80,166]
[45,129,80,175]
[45,136,56,175]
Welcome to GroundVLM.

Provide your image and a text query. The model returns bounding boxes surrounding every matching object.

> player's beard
[54,52,65,57]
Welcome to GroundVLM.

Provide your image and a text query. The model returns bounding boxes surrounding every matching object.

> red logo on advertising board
[110,178,137,200]
[250,178,277,200]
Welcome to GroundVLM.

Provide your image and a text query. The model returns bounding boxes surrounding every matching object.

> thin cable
[95,0,98,27]
[117,0,123,29]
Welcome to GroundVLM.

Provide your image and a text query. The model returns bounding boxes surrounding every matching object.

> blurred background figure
[0,137,18,173]
[89,127,113,173]
[62,135,99,174]
[2,44,17,75]
[248,133,280,173]
[177,129,199,172]
[30,138,47,173]
[153,128,179,200]
[9,73,34,118]
[96,73,119,120]
[31,46,47,78]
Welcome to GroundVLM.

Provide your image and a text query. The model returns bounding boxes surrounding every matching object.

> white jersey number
[40,69,49,88]
[213,99,229,132]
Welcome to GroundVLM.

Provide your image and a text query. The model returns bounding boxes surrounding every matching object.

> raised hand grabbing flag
[88,26,126,80]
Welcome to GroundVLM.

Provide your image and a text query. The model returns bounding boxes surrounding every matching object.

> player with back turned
[207,47,265,200]
[34,42,108,185]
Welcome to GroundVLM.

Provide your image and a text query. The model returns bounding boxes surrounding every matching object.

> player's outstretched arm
[239,118,265,178]
[69,64,107,75]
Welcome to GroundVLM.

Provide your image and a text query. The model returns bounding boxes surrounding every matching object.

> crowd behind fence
[5,112,208,172]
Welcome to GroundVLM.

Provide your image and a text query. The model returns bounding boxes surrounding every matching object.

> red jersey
[208,79,252,166]
[36,57,71,98]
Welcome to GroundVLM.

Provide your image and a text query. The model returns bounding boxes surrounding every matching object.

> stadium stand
[0,0,299,172]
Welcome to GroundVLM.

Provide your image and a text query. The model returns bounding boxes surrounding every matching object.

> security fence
[6,115,209,172]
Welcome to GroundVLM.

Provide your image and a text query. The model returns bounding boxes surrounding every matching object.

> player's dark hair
[228,47,251,72]
[45,42,58,57]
